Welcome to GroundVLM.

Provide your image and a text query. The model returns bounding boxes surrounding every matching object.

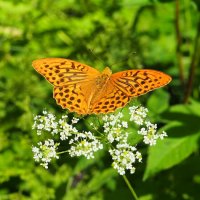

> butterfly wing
[32,58,101,86]
[89,80,131,114]
[33,58,172,115]
[32,58,101,114]
[90,69,171,114]
[54,84,90,115]
[110,69,172,97]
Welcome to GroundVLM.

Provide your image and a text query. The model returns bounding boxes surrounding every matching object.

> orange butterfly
[32,58,171,115]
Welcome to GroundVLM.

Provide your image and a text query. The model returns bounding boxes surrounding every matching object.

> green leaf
[143,133,200,180]
[147,89,170,115]
[87,168,118,192]
[144,101,200,179]
[162,102,200,119]
[74,151,105,174]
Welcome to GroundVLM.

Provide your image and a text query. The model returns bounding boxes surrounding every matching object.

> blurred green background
[0,0,200,199]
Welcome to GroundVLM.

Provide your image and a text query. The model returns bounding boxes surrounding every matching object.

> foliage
[0,0,199,199]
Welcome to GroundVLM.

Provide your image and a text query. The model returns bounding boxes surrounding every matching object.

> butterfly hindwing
[53,85,88,114]
[90,81,130,114]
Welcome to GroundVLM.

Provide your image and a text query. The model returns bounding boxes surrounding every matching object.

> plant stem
[123,175,139,200]
[183,13,200,103]
[57,150,68,155]
[175,0,185,86]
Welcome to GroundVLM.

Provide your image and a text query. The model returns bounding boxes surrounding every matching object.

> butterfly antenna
[110,52,136,67]
[88,48,105,65]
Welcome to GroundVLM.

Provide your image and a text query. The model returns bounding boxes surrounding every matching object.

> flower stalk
[123,175,139,200]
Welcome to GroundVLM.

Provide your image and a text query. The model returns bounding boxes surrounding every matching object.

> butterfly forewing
[110,69,172,97]
[32,58,101,86]
[89,69,171,114]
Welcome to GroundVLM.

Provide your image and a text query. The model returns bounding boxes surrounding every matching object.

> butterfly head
[102,67,112,76]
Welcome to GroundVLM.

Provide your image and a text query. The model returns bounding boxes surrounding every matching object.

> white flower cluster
[32,139,59,169]
[69,131,103,159]
[102,112,142,175]
[109,143,142,175]
[129,106,167,146]
[58,116,78,140]
[32,105,167,174]
[32,111,58,135]
[129,106,148,125]
[103,113,128,143]
[138,121,167,146]
[32,111,103,168]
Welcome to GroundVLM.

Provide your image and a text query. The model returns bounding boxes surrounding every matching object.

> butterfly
[32,58,172,115]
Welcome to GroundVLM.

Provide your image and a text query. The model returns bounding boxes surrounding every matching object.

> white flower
[138,121,167,146]
[102,112,128,143]
[159,131,167,139]
[122,121,128,128]
[42,110,47,115]
[136,151,142,162]
[32,139,59,169]
[71,117,79,124]
[32,111,58,135]
[68,131,103,159]
[59,122,77,140]
[61,115,68,119]
[37,124,44,130]
[129,106,148,125]
[109,144,142,175]
[32,146,42,162]
[107,127,129,143]
[32,104,168,174]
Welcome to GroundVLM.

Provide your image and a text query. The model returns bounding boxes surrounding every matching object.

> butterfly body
[32,58,171,115]
[95,67,112,89]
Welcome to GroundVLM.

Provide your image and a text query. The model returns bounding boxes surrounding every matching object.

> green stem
[123,175,139,200]
[57,150,68,155]
[175,0,185,86]
[183,13,200,103]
